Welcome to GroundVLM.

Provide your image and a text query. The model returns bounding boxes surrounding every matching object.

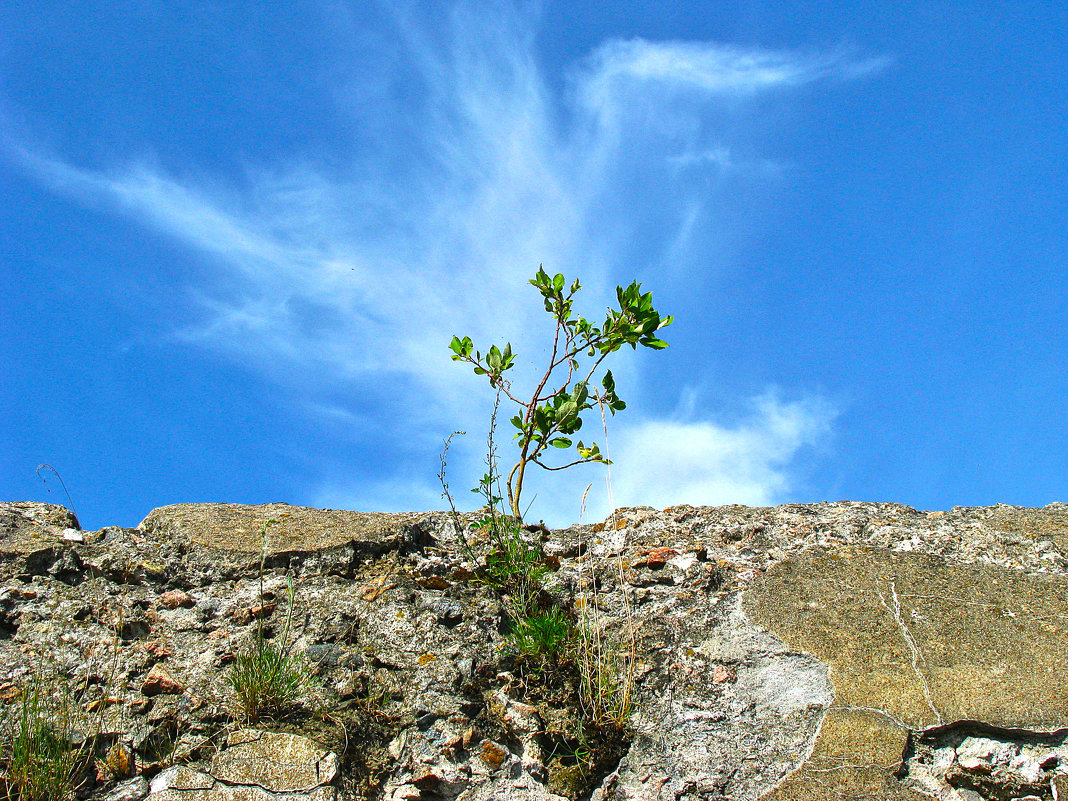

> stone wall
[0,499,1066,801]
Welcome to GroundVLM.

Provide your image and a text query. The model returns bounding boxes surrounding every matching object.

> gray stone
[212,729,338,792]
[147,742,339,801]
[104,776,150,801]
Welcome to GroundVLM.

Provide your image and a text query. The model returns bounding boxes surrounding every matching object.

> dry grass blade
[1,672,93,801]
[575,399,635,729]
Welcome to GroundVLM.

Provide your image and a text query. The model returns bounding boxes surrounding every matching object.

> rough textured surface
[746,546,1068,800]
[0,499,1065,801]
[746,546,1068,730]
[211,729,338,792]
[138,503,431,556]
[0,500,82,556]
[146,728,337,800]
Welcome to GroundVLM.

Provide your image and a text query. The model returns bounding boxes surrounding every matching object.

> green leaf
[448,335,474,358]
[531,265,549,288]
[534,406,551,435]
[559,420,581,436]
[550,437,572,448]
[572,381,588,406]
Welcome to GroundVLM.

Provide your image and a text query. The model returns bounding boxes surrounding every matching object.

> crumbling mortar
[899,720,1068,800]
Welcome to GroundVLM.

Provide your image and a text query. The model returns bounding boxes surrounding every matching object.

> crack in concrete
[830,705,910,731]
[877,579,942,727]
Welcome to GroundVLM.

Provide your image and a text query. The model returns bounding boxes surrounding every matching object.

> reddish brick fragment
[141,664,183,696]
[158,590,193,609]
[645,547,679,569]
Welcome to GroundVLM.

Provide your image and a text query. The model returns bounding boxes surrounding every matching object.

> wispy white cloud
[520,391,838,525]
[607,392,837,508]
[10,3,873,517]
[573,39,887,146]
[580,40,841,102]
[665,146,787,177]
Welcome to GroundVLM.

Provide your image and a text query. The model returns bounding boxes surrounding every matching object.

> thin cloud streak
[573,39,887,140]
[10,5,870,516]
[582,40,848,97]
[525,392,838,524]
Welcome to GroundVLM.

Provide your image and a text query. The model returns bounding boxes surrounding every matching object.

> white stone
[1010,753,1045,785]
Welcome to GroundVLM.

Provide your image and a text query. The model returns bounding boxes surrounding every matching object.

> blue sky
[3,1,1066,531]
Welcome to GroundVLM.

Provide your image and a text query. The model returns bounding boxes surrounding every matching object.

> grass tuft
[227,519,314,721]
[507,607,571,662]
[227,630,313,722]
[1,673,92,801]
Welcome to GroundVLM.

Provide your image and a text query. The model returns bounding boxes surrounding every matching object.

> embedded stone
[158,589,193,609]
[745,545,1068,799]
[212,729,338,792]
[141,664,183,696]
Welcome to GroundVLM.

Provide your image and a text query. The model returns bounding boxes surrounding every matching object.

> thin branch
[531,457,599,472]
[534,319,617,403]
[526,314,564,423]
[540,331,615,404]
[494,381,525,408]
[454,354,526,407]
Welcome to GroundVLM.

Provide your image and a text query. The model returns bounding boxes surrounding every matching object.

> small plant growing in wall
[0,671,94,801]
[449,265,672,521]
[226,519,313,721]
[443,266,672,798]
[445,265,671,603]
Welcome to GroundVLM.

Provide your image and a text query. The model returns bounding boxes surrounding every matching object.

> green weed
[507,607,571,662]
[576,620,632,729]
[227,626,312,721]
[450,266,672,520]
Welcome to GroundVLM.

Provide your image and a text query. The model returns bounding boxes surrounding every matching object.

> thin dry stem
[574,397,635,729]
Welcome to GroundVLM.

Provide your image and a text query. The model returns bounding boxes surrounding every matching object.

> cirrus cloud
[6,2,875,520]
